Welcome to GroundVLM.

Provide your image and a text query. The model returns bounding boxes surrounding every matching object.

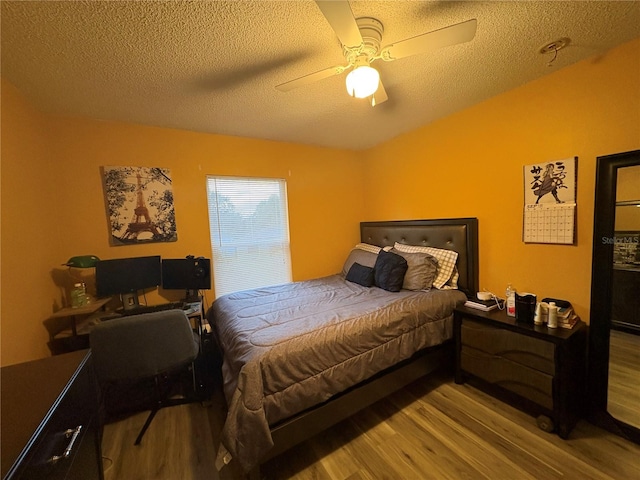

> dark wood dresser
[454,306,587,438]
[1,350,103,480]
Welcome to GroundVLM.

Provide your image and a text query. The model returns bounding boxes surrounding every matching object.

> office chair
[90,309,200,445]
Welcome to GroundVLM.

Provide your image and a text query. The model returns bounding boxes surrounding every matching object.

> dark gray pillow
[341,249,378,277]
[374,250,408,292]
[345,262,375,287]
[390,248,438,291]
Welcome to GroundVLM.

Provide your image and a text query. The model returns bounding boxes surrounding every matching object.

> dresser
[1,350,103,480]
[454,306,587,438]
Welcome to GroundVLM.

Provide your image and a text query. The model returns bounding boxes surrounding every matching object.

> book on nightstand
[464,298,504,312]
[557,305,573,318]
[558,312,580,329]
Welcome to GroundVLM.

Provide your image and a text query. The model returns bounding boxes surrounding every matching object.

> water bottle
[506,283,516,317]
[71,282,87,308]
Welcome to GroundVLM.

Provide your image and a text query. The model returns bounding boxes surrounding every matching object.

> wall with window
[1,80,364,365]
[3,38,638,366]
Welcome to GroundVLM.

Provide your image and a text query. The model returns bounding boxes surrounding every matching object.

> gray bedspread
[211,274,466,472]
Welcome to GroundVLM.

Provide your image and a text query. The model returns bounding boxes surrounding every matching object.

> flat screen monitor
[161,258,211,294]
[95,256,162,300]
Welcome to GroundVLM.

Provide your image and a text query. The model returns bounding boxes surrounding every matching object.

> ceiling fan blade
[275,64,349,92]
[372,80,388,107]
[315,0,363,49]
[380,19,477,62]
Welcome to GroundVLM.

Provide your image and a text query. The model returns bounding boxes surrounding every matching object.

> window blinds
[206,176,292,298]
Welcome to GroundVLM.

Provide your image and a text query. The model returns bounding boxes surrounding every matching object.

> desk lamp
[63,255,100,268]
[63,255,100,306]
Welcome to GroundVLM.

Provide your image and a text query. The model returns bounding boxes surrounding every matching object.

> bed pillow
[342,248,378,277]
[443,266,460,290]
[345,262,375,287]
[373,250,408,292]
[355,243,382,254]
[389,248,438,291]
[393,242,458,289]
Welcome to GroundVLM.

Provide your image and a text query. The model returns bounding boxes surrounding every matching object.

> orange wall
[1,83,364,366]
[1,80,63,363]
[42,117,364,285]
[361,38,640,321]
[2,38,639,366]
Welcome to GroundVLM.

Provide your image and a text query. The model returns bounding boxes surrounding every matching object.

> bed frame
[245,218,479,478]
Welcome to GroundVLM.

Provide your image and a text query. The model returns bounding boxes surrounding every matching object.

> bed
[209,218,479,477]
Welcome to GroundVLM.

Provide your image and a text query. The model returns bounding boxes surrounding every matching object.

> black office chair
[90,309,200,445]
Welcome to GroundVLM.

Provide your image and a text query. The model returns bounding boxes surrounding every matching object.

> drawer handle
[48,425,82,464]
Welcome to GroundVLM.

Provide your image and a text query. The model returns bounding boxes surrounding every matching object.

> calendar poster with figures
[523,157,577,244]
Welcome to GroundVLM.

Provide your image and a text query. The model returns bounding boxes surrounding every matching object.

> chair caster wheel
[537,415,555,433]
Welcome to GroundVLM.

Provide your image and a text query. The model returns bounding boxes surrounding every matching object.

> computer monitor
[95,255,162,310]
[161,257,211,301]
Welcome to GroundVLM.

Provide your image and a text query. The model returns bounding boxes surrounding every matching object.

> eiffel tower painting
[102,166,177,245]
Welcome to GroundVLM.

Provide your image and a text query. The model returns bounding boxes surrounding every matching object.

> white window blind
[206,176,292,298]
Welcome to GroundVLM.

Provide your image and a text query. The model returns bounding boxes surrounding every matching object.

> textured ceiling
[2,1,640,150]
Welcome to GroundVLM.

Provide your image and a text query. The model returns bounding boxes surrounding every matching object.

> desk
[185,301,204,334]
[117,301,203,332]
[44,298,111,355]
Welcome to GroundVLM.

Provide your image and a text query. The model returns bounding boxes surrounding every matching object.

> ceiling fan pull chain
[547,47,559,67]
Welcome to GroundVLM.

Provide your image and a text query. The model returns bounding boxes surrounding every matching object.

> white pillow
[393,242,458,289]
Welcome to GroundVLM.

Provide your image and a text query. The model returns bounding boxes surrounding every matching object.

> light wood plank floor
[101,402,217,480]
[102,372,640,480]
[608,329,640,430]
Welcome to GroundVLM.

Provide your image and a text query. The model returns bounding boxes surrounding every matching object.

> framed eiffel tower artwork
[101,166,178,245]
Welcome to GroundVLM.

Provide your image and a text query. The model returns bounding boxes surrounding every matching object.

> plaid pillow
[355,243,382,254]
[394,242,458,289]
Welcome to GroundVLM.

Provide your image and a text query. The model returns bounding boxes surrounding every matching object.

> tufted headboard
[360,218,479,298]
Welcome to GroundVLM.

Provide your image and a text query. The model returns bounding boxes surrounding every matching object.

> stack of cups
[547,302,558,328]
[534,302,543,325]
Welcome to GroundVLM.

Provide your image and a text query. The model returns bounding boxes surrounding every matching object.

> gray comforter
[211,274,466,472]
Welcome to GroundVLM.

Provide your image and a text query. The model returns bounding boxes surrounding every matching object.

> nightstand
[454,305,587,438]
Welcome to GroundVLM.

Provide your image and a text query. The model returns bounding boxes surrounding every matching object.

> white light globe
[345,65,380,98]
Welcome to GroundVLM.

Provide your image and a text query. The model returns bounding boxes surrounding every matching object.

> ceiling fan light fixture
[345,65,379,98]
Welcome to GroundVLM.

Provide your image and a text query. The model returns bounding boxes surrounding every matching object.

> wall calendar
[523,157,577,245]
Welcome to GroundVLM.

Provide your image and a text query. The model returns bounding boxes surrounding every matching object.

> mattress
[211,274,466,471]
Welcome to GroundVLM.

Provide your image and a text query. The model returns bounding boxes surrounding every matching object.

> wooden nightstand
[454,305,587,438]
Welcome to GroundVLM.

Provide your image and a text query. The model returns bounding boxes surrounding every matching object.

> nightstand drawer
[461,319,555,375]
[461,346,553,410]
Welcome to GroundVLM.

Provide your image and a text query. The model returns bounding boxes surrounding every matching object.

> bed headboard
[360,218,479,298]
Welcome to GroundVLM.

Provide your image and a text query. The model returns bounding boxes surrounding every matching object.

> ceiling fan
[275,0,477,106]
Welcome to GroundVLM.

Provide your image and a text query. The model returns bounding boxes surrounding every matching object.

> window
[206,176,291,298]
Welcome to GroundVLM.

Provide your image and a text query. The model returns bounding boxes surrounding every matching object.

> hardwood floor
[608,329,640,430]
[102,371,640,480]
[101,402,217,480]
